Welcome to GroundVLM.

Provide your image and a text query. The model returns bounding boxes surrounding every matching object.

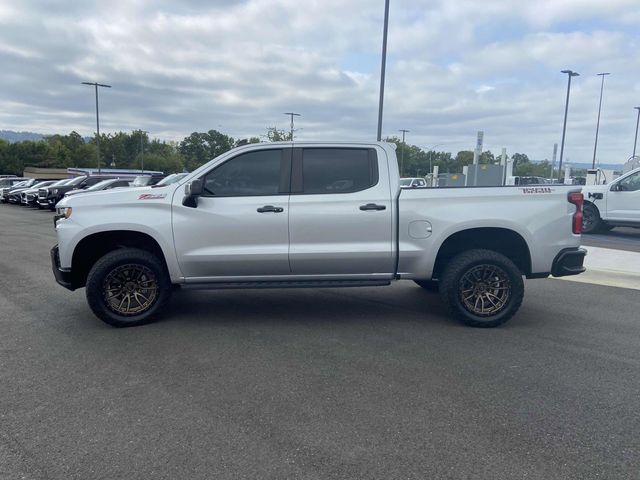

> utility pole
[592,73,610,169]
[81,82,111,174]
[376,0,390,141]
[558,70,579,179]
[283,112,300,141]
[633,107,640,159]
[399,129,409,176]
[138,130,149,173]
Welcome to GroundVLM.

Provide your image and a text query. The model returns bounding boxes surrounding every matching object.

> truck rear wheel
[85,248,171,327]
[439,249,524,328]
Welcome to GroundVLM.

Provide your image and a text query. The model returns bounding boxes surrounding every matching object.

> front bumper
[551,247,587,277]
[51,245,75,290]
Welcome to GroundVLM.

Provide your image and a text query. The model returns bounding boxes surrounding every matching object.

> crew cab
[51,142,585,328]
[581,167,640,233]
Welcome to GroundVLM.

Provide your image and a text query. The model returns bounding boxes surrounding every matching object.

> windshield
[50,178,72,187]
[154,173,187,186]
[132,176,153,187]
[86,179,118,191]
[30,181,54,189]
[67,176,87,186]
[9,181,28,188]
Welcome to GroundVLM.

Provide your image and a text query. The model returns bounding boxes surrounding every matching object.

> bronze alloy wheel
[459,264,511,316]
[103,264,158,316]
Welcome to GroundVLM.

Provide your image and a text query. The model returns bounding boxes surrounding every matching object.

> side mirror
[183,179,203,207]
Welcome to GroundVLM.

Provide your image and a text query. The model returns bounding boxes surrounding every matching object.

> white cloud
[0,0,638,164]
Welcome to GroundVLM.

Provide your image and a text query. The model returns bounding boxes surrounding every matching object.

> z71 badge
[521,187,553,194]
[138,193,167,200]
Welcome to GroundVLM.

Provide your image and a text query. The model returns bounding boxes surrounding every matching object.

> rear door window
[298,148,378,194]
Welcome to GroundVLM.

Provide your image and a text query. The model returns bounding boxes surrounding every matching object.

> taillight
[568,191,583,234]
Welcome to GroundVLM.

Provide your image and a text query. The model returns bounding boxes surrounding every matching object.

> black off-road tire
[414,279,439,292]
[439,249,524,328]
[86,248,171,328]
[582,203,603,234]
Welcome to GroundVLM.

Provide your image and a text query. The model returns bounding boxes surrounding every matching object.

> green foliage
[178,130,235,171]
[0,126,550,180]
[265,127,292,142]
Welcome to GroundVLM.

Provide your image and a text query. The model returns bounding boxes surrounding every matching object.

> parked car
[400,177,428,188]
[64,178,132,198]
[20,181,58,206]
[0,181,29,203]
[2,178,55,204]
[52,141,585,329]
[152,173,188,187]
[38,175,115,210]
[0,177,28,190]
[131,174,165,188]
[581,166,640,233]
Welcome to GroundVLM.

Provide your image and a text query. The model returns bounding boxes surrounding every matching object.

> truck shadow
[162,284,454,328]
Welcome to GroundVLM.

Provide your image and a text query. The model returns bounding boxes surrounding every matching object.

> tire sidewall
[86,249,171,327]
[441,250,524,327]
[582,203,601,234]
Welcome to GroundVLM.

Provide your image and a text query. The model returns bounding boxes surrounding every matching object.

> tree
[265,127,291,142]
[179,130,235,171]
[511,153,529,171]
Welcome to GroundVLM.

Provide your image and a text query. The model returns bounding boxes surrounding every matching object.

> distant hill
[0,130,45,143]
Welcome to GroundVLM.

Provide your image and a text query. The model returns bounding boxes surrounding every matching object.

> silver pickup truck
[52,141,586,328]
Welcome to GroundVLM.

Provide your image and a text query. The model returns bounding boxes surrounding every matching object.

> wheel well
[71,231,167,288]
[432,228,531,279]
[583,200,599,212]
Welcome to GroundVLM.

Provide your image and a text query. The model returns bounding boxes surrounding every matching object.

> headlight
[56,206,72,219]
[52,189,58,194]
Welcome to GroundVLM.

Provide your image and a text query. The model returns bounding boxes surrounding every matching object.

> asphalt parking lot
[1,205,639,480]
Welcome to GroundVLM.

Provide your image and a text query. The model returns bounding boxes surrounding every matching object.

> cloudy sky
[0,0,639,163]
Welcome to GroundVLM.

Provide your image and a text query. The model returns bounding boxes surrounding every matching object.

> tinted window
[617,172,640,192]
[302,148,377,194]
[203,149,283,196]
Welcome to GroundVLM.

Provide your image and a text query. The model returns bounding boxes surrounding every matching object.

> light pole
[283,112,300,140]
[633,107,640,159]
[399,129,409,176]
[81,82,111,174]
[558,70,579,179]
[424,143,446,174]
[592,73,610,169]
[376,0,390,141]
[137,130,149,173]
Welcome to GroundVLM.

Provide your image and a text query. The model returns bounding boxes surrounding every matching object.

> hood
[56,184,179,210]
[8,187,31,194]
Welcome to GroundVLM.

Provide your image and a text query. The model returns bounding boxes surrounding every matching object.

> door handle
[359,203,386,211]
[257,205,284,213]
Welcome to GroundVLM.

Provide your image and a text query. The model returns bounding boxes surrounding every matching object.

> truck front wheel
[582,203,603,234]
[439,249,524,328]
[85,248,171,327]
